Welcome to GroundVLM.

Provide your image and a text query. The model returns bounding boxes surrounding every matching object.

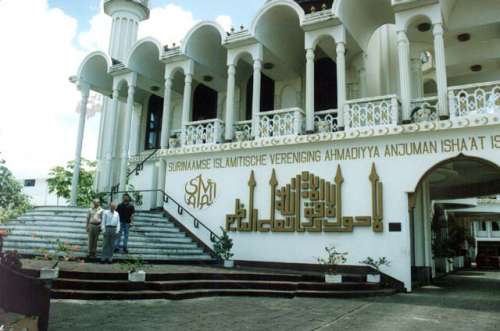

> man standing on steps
[86,199,103,259]
[101,202,120,264]
[115,193,135,254]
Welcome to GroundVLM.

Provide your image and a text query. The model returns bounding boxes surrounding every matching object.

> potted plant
[317,120,330,133]
[169,133,179,148]
[360,257,391,283]
[214,227,234,268]
[37,239,80,279]
[121,256,147,282]
[317,245,348,283]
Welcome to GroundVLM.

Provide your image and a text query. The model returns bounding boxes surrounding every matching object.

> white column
[181,73,193,144]
[251,59,262,138]
[118,84,136,192]
[397,30,412,123]
[225,64,236,141]
[336,42,347,129]
[305,48,315,133]
[433,23,449,118]
[359,53,368,98]
[160,77,173,149]
[104,89,120,190]
[411,58,424,98]
[157,159,166,207]
[70,84,90,206]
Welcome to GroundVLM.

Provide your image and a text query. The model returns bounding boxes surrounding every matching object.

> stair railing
[105,189,221,244]
[110,149,159,195]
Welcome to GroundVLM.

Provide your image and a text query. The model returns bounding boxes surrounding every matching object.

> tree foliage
[0,157,31,223]
[47,159,97,207]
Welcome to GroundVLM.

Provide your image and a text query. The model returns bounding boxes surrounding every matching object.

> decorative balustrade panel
[410,97,439,123]
[258,108,305,138]
[234,120,253,142]
[345,95,400,130]
[183,119,225,146]
[314,109,338,133]
[449,81,500,118]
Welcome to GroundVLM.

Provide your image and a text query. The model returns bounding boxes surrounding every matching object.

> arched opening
[192,84,218,121]
[144,94,164,150]
[245,74,275,119]
[410,155,500,285]
[315,57,337,111]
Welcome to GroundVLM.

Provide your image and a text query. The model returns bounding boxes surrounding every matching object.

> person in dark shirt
[114,193,135,254]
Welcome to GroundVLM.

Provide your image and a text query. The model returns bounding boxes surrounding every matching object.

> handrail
[111,148,159,194]
[106,189,221,243]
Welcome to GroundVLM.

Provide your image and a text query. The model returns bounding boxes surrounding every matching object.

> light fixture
[151,86,160,92]
[457,33,471,42]
[417,22,431,32]
[263,62,274,70]
[203,75,213,82]
[470,64,482,72]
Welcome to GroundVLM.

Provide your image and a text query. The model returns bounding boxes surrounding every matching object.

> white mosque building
[70,0,500,291]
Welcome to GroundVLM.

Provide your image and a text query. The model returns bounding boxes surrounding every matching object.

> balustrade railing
[410,96,439,123]
[344,95,400,130]
[314,109,338,133]
[448,81,500,118]
[258,108,305,138]
[234,120,253,142]
[183,119,225,146]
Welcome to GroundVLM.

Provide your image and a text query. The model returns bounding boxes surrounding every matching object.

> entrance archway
[409,155,500,285]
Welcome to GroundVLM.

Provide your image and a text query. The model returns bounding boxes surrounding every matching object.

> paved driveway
[49,270,500,331]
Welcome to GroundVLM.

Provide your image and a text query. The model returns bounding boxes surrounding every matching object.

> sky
[0,0,265,180]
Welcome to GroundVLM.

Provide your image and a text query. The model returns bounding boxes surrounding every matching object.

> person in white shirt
[101,202,121,264]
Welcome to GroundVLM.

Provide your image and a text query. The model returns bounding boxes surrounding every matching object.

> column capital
[396,30,408,43]
[112,89,119,99]
[306,48,315,61]
[253,59,262,71]
[77,82,90,97]
[336,41,346,55]
[433,22,444,36]
[127,84,136,95]
[185,73,193,84]
[228,63,236,76]
[165,76,173,89]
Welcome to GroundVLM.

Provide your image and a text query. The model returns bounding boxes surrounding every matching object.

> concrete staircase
[0,207,213,262]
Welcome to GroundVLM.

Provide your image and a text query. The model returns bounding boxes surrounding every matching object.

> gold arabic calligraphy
[226,163,383,233]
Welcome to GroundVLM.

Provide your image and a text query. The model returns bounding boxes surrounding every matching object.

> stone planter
[128,270,146,282]
[367,273,381,283]
[40,267,59,280]
[169,138,178,148]
[325,274,342,284]
[234,131,246,142]
[223,260,234,268]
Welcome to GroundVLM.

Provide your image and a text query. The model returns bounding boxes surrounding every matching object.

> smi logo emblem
[184,174,217,210]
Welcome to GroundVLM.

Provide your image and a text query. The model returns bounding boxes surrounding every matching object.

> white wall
[20,178,67,206]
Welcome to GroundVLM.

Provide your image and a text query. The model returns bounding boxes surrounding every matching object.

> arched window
[492,221,500,232]
[246,74,275,120]
[144,95,164,150]
[480,221,487,231]
[192,84,218,122]
[315,57,337,111]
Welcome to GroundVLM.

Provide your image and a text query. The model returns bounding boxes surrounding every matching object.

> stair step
[52,279,381,292]
[3,237,198,249]
[4,232,191,243]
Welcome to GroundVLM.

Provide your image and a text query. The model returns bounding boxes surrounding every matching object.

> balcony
[233,120,253,142]
[258,108,305,138]
[410,96,439,123]
[449,81,500,119]
[183,119,225,146]
[314,109,338,133]
[344,95,401,130]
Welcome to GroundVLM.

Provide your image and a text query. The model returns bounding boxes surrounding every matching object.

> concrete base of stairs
[20,260,398,301]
